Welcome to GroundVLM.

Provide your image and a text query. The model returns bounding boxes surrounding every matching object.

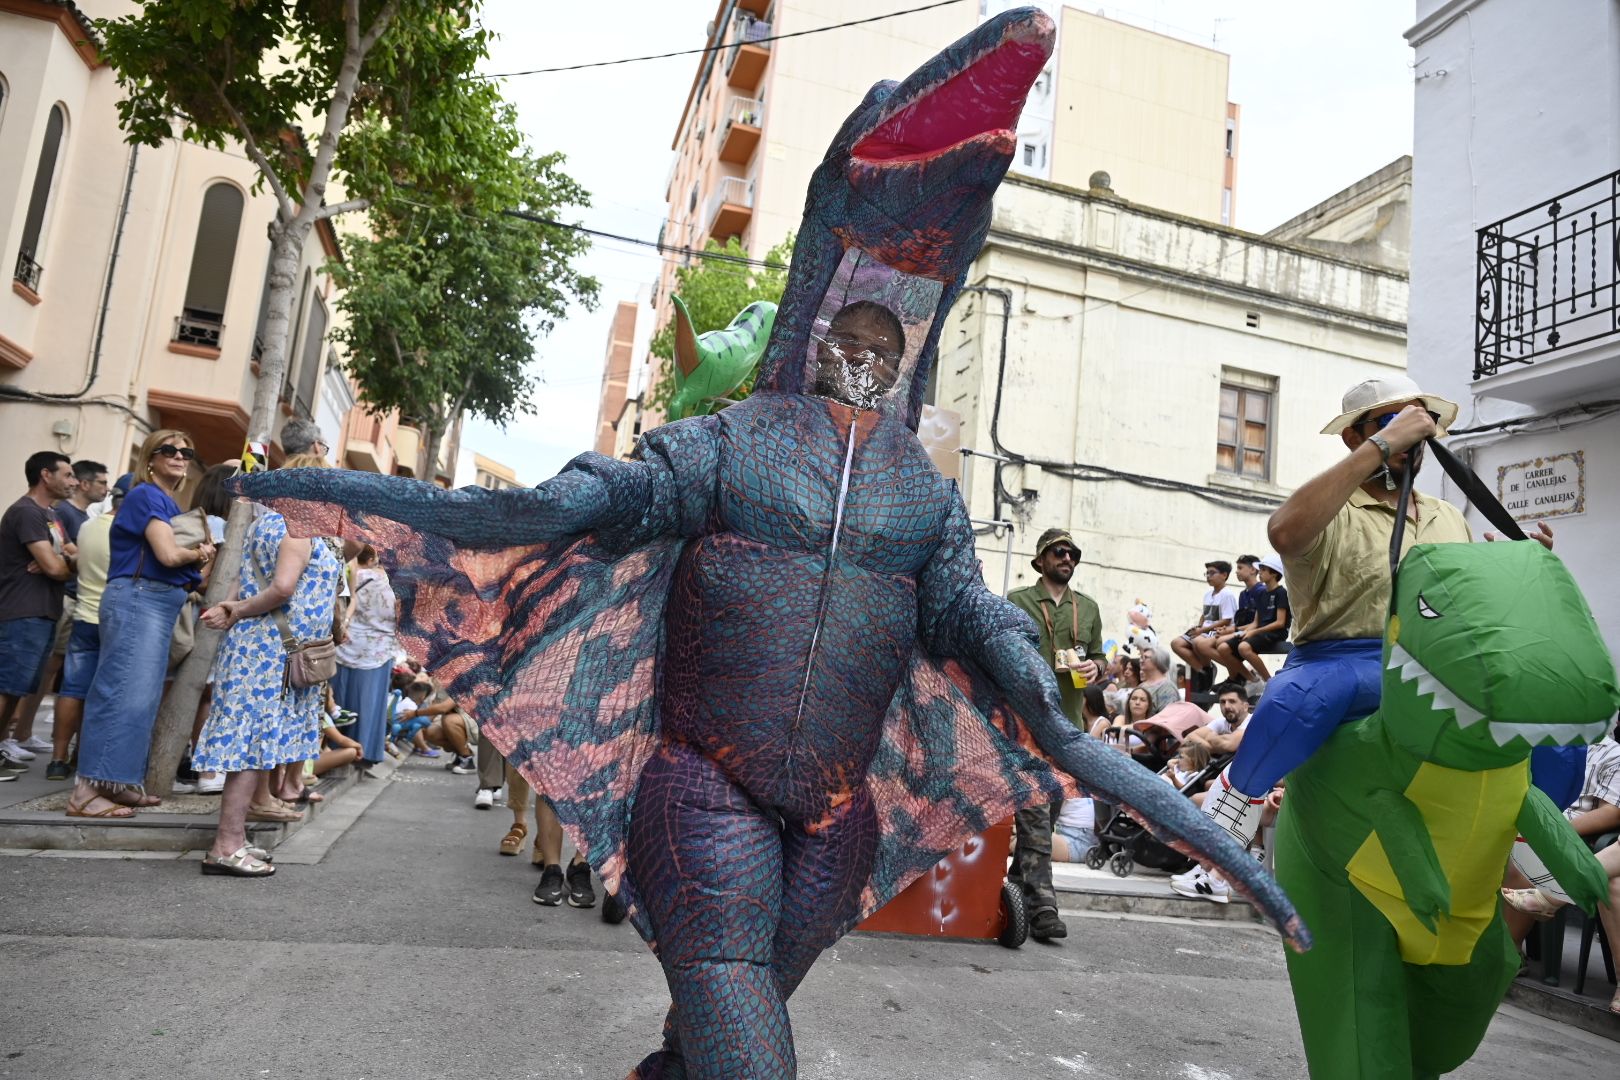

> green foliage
[96,1,523,216]
[332,151,599,453]
[646,234,794,416]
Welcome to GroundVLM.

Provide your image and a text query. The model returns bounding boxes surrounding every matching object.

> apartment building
[471,452,520,491]
[634,2,1241,427]
[0,0,405,486]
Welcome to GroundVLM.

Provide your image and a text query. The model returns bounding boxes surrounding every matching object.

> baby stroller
[1085,704,1232,878]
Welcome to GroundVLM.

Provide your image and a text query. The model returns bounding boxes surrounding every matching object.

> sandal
[246,802,303,823]
[499,822,528,856]
[1500,887,1562,920]
[200,845,276,877]
[66,796,136,819]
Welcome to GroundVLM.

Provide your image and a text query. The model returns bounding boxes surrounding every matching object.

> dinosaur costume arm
[918,496,1310,950]
[1517,784,1609,915]
[1365,788,1452,933]
[233,416,721,550]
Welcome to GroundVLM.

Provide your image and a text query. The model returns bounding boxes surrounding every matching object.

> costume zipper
[793,417,860,725]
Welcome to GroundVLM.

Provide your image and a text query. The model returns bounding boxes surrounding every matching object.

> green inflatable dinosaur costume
[1276,539,1619,1079]
[666,294,777,420]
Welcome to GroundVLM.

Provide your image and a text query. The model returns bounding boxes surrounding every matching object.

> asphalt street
[1,756,1610,1079]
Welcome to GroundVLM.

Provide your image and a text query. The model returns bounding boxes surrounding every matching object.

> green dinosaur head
[1382,540,1620,769]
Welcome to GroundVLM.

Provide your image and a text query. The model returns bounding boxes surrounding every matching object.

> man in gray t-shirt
[0,453,76,767]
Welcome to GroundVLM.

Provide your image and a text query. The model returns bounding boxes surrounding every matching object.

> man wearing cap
[1201,376,1554,849]
[1005,527,1104,941]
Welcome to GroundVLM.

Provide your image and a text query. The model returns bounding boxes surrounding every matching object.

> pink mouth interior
[851,38,1050,164]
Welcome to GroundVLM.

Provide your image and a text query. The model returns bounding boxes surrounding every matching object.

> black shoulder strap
[1390,437,1528,586]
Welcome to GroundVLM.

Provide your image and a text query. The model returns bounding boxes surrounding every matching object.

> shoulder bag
[133,507,210,673]
[251,544,337,690]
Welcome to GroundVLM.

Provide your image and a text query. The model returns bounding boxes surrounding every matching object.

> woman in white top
[330,544,398,765]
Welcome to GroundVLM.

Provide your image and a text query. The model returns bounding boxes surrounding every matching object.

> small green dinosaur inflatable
[667,294,777,420]
[1276,539,1619,1079]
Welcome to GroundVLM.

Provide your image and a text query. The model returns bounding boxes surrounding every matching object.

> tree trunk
[419,419,442,486]
[145,223,308,794]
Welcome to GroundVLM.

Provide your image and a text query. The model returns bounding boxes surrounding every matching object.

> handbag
[133,507,211,673]
[251,546,338,690]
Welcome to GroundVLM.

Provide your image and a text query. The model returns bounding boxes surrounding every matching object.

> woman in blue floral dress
[193,454,344,877]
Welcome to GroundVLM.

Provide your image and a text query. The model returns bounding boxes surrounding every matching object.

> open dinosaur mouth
[1387,643,1611,748]
[850,31,1051,164]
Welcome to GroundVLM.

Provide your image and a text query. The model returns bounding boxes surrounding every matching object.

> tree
[98,0,532,794]
[646,234,794,416]
[334,151,598,478]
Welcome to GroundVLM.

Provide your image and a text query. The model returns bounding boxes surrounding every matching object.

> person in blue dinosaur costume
[235,10,1307,1078]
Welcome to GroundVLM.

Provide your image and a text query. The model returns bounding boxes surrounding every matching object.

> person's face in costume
[813,303,904,410]
[1036,542,1079,587]
[1344,397,1425,482]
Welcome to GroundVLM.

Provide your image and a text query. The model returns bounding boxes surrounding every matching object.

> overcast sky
[459,0,1417,485]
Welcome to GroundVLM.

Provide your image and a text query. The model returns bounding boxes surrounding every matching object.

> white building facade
[935,171,1409,643]
[1405,0,1620,660]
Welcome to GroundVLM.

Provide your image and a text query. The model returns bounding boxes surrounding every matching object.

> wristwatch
[1367,432,1394,464]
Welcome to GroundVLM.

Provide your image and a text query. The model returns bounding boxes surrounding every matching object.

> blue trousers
[1228,638,1589,800]
[77,577,187,789]
[1228,639,1384,795]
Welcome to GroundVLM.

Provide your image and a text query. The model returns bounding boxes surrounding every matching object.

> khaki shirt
[1008,583,1103,723]
[1285,487,1472,643]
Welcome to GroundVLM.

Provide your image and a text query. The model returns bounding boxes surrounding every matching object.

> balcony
[392,424,421,478]
[1476,170,1620,405]
[726,15,771,90]
[718,96,764,164]
[13,250,42,299]
[735,0,770,15]
[705,176,754,243]
[172,309,224,356]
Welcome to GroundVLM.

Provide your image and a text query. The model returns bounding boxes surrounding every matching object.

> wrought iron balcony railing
[173,309,224,349]
[1476,170,1620,379]
[13,251,42,293]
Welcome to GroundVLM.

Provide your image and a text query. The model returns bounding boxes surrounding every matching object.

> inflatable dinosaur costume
[665,295,776,420]
[1276,539,1618,1079]
[236,10,1307,1077]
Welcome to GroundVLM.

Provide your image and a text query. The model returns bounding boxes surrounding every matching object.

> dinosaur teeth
[1386,644,1486,728]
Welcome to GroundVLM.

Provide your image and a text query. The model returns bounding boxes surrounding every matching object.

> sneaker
[1245,679,1266,700]
[602,891,628,925]
[0,771,15,782]
[450,755,477,775]
[412,747,441,758]
[1171,868,1230,904]
[171,780,199,794]
[19,736,52,753]
[1029,906,1068,940]
[0,739,37,762]
[0,752,28,774]
[565,860,596,909]
[44,759,70,781]
[1169,865,1202,888]
[533,864,566,906]
[473,787,495,809]
[196,773,225,794]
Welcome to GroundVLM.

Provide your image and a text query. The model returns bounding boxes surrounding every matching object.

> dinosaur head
[753,7,1055,428]
[1382,540,1620,770]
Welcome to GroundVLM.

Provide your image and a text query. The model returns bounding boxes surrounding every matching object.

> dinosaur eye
[1417,594,1443,620]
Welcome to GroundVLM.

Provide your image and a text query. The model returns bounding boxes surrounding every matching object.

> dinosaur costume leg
[628,743,793,1080]
[632,774,879,1079]
[1276,807,1414,1079]
[1403,911,1517,1079]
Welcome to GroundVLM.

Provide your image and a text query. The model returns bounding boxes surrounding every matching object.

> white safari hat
[1320,374,1459,436]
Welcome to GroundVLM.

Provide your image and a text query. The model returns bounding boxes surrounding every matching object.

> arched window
[174,182,245,348]
[15,103,66,293]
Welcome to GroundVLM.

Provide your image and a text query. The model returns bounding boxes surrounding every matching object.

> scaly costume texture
[237,11,1305,1077]
[1276,540,1618,1079]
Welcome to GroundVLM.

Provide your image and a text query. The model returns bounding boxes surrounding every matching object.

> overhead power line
[475,0,967,78]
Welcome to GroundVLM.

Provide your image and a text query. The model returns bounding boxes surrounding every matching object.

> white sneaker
[0,739,37,761]
[19,736,52,753]
[1169,865,1203,888]
[196,773,225,794]
[1172,868,1230,904]
[171,780,199,794]
[473,787,495,809]
[1245,679,1266,700]
[1201,767,1266,850]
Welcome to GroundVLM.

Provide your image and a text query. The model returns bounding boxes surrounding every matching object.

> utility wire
[474,0,967,78]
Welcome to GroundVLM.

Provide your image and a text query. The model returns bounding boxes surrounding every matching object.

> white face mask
[802,247,943,417]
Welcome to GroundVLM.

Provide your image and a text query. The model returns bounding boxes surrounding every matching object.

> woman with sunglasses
[67,430,215,818]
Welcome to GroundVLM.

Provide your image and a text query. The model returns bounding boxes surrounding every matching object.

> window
[175,183,245,348]
[1220,187,1233,226]
[1217,379,1272,480]
[1225,118,1236,157]
[16,103,66,292]
[294,291,328,419]
[1022,143,1035,167]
